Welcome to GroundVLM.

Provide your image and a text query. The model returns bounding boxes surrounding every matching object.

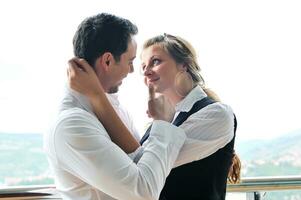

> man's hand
[67,58,105,103]
[147,85,175,122]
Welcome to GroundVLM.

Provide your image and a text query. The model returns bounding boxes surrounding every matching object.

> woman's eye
[152,59,160,66]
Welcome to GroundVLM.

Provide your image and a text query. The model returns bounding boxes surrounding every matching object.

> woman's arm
[54,109,186,200]
[173,103,234,167]
[67,58,139,153]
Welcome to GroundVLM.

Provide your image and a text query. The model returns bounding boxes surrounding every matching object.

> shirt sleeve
[54,108,186,200]
[173,103,234,168]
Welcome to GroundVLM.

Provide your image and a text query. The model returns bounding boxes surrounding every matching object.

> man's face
[108,38,137,93]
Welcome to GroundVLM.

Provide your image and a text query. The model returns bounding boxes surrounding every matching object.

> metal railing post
[246,192,261,200]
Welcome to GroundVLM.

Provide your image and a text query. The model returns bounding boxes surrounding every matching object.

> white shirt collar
[175,85,208,113]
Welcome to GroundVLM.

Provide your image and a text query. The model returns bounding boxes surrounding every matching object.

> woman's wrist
[90,93,109,114]
[88,85,106,105]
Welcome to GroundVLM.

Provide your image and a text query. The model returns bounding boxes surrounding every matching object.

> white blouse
[172,86,235,167]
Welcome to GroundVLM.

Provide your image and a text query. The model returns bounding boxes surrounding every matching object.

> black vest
[140,97,237,200]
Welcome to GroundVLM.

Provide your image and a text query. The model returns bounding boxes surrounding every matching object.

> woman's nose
[143,67,153,76]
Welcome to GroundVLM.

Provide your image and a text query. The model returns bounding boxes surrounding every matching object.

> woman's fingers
[68,59,80,75]
[146,110,152,118]
[71,58,93,73]
[78,58,93,72]
[148,84,155,101]
[67,59,85,92]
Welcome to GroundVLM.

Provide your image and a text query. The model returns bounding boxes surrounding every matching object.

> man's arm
[55,109,186,200]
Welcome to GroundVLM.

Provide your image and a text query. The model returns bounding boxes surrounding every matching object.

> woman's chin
[153,85,164,94]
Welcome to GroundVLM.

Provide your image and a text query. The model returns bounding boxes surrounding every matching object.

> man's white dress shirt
[44,88,186,200]
[105,93,141,141]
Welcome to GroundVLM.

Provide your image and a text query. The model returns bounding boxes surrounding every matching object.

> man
[44,13,186,200]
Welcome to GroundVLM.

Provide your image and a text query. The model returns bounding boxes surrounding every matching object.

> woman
[68,33,240,200]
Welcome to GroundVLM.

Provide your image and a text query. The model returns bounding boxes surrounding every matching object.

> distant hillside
[236,129,301,177]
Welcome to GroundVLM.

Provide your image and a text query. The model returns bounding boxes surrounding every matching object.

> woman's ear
[178,63,187,72]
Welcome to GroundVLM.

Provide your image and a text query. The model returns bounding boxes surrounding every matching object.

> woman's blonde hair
[143,33,204,86]
[228,152,241,184]
[143,33,241,183]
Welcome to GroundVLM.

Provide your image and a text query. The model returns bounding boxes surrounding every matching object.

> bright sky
[0,0,300,140]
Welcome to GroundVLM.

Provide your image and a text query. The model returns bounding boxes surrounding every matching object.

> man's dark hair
[73,13,138,68]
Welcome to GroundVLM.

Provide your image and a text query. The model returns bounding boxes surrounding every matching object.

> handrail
[227,176,301,192]
[0,185,55,193]
[0,185,59,199]
[1,176,301,196]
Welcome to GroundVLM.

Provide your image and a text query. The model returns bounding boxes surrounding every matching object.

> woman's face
[141,44,181,94]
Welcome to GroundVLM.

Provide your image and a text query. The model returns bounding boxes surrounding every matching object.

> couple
[44,13,240,200]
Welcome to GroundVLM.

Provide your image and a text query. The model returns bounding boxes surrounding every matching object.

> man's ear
[100,52,113,71]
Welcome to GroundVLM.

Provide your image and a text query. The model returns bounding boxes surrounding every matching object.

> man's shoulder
[48,107,108,139]
[60,107,92,117]
[55,107,101,128]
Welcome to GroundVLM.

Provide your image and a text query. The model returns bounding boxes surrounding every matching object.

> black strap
[172,97,216,126]
[140,125,152,145]
[140,97,216,145]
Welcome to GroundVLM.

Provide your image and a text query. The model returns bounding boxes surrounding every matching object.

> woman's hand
[68,57,140,152]
[147,85,175,122]
[67,58,105,103]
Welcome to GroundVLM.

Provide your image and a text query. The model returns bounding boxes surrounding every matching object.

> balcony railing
[227,176,301,200]
[1,176,301,199]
